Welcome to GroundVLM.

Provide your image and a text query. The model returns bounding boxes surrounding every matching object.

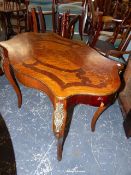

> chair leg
[17,17,21,33]
[27,12,33,32]
[79,15,83,40]
[26,11,30,32]
[57,15,62,35]
[52,11,57,33]
[91,102,110,132]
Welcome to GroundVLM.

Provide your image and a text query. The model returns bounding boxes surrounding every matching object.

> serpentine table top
[0,32,121,160]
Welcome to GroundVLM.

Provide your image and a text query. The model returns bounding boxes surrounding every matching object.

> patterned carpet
[0,74,131,175]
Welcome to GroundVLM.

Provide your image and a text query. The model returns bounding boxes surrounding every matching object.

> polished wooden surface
[0,32,120,160]
[1,32,120,96]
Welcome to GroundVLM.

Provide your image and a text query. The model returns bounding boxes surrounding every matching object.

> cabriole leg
[53,100,67,161]
[91,102,110,132]
[1,46,22,108]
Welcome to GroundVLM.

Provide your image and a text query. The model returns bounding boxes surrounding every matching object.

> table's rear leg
[91,102,110,132]
[53,100,67,161]
[2,48,22,108]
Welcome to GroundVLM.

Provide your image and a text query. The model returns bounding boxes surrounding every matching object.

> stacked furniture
[27,0,88,37]
[119,56,131,138]
[56,0,87,39]
[0,0,27,39]
[30,6,79,37]
[27,0,56,31]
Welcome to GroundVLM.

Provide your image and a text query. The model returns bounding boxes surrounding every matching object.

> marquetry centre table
[0,32,121,160]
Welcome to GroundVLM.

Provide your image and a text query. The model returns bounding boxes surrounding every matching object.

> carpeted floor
[0,74,131,175]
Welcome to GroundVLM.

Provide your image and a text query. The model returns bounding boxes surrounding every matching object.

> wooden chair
[86,0,113,38]
[89,24,131,66]
[30,6,46,32]
[59,11,80,39]
[92,0,121,17]
[86,1,131,65]
[56,0,88,40]
[86,0,130,42]
[3,0,27,36]
[30,7,79,39]
[27,0,56,32]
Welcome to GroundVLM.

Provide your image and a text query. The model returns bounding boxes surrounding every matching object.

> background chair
[3,0,27,37]
[30,6,46,32]
[58,11,80,38]
[27,0,56,32]
[56,0,88,40]
[89,23,131,66]
[86,0,130,43]
[86,0,131,65]
[30,7,79,39]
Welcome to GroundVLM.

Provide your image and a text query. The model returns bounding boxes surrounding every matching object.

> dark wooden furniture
[4,0,27,34]
[0,32,121,160]
[59,12,80,38]
[87,0,131,45]
[56,0,87,39]
[87,8,131,65]
[119,57,131,138]
[30,6,46,33]
[0,0,27,39]
[0,10,7,41]
[27,0,56,32]
[30,8,80,39]
[92,10,130,48]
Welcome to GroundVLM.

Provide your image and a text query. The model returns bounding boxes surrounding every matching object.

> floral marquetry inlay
[54,102,64,133]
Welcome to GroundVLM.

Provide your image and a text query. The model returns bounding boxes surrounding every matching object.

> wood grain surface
[0,32,120,98]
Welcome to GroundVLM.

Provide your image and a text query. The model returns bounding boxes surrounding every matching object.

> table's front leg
[53,99,67,161]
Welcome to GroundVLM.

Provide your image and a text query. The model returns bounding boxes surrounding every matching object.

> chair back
[56,0,86,6]
[111,10,131,52]
[60,11,80,38]
[28,0,56,10]
[118,25,131,52]
[30,7,46,32]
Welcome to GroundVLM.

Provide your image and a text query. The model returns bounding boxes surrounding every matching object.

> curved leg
[2,47,22,108]
[53,99,67,161]
[91,102,110,132]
